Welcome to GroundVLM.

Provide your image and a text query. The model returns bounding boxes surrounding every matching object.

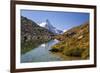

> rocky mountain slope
[50,22,89,60]
[21,16,54,54]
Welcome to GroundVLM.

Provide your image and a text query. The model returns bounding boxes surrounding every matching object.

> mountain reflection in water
[21,39,63,63]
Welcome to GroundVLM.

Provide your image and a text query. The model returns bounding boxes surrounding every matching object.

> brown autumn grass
[51,22,89,60]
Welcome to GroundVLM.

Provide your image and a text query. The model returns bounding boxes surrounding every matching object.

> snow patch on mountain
[63,29,67,33]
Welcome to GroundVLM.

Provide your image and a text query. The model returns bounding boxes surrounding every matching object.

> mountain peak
[39,19,63,34]
[46,19,49,23]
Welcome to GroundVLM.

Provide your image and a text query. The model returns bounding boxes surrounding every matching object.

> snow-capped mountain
[39,19,63,34]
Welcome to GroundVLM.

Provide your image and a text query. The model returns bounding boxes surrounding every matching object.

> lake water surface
[21,39,63,63]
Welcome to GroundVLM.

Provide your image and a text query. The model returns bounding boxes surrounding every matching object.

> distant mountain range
[39,19,63,34]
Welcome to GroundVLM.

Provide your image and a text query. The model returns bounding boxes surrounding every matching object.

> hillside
[21,16,54,54]
[50,22,89,60]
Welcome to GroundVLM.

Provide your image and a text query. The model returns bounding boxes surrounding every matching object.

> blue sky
[21,10,89,31]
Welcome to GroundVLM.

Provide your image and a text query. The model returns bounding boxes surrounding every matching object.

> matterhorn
[39,19,63,34]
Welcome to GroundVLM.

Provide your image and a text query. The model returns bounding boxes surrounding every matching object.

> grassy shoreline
[52,52,89,61]
[50,23,89,60]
